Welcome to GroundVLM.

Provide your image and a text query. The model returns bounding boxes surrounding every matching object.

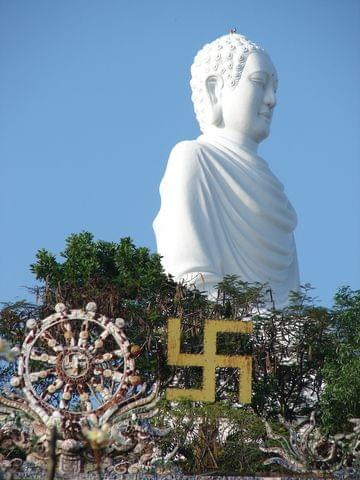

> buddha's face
[218,51,278,144]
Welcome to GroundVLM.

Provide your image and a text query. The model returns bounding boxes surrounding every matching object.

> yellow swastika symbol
[166,318,253,403]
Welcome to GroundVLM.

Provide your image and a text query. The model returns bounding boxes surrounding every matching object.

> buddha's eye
[249,72,267,88]
[252,79,265,87]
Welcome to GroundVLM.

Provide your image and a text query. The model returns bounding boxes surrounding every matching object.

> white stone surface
[153,33,300,308]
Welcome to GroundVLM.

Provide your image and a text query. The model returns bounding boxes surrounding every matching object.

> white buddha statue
[153,32,300,308]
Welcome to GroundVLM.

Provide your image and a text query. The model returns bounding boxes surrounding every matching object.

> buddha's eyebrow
[248,70,269,81]
[249,70,268,77]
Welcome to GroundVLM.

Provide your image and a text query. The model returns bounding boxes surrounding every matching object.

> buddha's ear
[205,75,224,126]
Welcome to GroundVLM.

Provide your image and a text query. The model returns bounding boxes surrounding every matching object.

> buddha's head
[190,33,278,146]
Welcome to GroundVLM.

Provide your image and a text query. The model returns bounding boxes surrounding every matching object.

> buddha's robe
[153,133,300,308]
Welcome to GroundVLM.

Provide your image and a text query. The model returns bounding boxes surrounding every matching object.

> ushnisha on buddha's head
[190,32,278,152]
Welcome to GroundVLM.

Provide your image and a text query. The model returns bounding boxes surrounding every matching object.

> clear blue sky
[1,0,359,307]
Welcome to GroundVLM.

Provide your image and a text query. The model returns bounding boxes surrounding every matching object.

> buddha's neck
[203,126,259,154]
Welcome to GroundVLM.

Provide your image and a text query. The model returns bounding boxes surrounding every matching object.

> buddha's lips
[259,111,271,121]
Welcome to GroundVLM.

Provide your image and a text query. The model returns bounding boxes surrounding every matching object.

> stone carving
[260,413,360,477]
[0,303,167,476]
[0,454,23,478]
[167,318,252,403]
[153,32,300,308]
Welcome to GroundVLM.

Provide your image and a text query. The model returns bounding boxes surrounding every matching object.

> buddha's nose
[264,85,276,109]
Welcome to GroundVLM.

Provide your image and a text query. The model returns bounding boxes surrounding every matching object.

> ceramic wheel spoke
[94,350,123,364]
[87,381,104,406]
[39,330,63,353]
[78,320,90,349]
[30,351,57,364]
[97,386,111,403]
[59,382,73,409]
[62,321,76,347]
[89,337,104,353]
[42,378,64,401]
[29,368,55,381]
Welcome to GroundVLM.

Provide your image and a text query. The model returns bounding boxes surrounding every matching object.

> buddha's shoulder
[167,140,204,171]
[170,139,203,157]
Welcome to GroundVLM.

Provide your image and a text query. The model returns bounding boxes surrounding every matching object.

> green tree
[155,399,267,475]
[320,286,360,434]
[30,231,174,315]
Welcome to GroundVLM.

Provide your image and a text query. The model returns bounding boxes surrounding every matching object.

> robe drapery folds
[153,133,300,308]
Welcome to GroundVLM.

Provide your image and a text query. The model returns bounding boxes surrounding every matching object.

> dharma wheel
[15,302,139,417]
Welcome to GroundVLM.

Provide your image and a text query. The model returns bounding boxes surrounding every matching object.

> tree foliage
[155,400,266,474]
[0,232,359,474]
[320,286,360,434]
[30,231,174,315]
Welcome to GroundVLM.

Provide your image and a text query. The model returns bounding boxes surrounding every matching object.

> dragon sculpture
[260,412,360,478]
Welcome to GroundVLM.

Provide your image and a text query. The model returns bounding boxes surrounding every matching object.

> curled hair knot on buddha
[190,33,266,132]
